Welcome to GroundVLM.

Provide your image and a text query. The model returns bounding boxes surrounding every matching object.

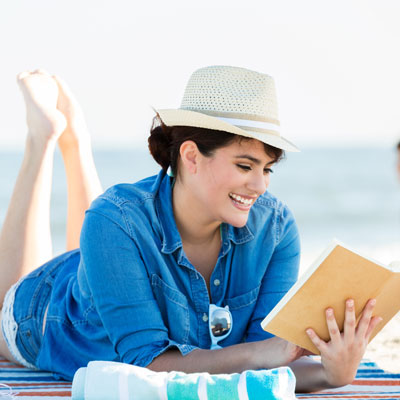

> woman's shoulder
[84,171,167,232]
[246,191,298,246]
[100,173,162,205]
[90,171,166,211]
[253,190,292,217]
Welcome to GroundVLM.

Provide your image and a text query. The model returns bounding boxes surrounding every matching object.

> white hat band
[214,116,280,133]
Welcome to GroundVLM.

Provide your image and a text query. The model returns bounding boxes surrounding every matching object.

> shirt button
[202,313,209,322]
[213,279,221,286]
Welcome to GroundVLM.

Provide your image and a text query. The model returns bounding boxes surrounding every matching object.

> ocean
[1,146,399,272]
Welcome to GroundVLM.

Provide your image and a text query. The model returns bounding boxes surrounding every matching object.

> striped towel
[71,361,296,399]
[0,357,399,399]
[0,358,70,399]
[297,360,400,399]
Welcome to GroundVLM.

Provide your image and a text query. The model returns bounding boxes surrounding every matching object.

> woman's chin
[223,214,249,228]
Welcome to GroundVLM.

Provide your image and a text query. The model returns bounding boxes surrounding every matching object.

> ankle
[58,137,93,158]
[58,126,91,151]
[26,131,58,153]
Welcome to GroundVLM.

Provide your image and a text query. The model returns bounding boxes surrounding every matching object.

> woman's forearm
[289,357,335,393]
[148,341,261,374]
[148,337,308,375]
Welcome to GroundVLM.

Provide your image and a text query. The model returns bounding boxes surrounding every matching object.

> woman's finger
[325,308,341,344]
[365,315,383,340]
[306,328,328,353]
[343,299,356,343]
[356,299,376,336]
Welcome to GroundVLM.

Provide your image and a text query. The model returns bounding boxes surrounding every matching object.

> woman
[0,66,381,392]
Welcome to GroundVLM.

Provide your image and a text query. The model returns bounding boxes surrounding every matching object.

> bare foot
[53,75,91,149]
[17,70,67,144]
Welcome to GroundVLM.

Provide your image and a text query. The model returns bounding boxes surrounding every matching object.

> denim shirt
[36,170,300,380]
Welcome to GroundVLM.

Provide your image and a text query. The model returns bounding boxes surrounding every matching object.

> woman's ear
[179,141,199,174]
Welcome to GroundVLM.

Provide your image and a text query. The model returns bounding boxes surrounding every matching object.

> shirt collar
[155,170,254,255]
[155,171,182,254]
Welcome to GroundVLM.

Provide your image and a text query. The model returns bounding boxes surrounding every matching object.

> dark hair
[397,141,400,150]
[148,114,285,177]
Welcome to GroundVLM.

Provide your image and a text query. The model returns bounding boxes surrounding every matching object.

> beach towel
[0,357,70,399]
[71,361,296,400]
[0,357,399,399]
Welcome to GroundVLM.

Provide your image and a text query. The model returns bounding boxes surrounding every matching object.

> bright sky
[1,0,400,149]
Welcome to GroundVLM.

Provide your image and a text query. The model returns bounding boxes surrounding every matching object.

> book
[261,240,400,354]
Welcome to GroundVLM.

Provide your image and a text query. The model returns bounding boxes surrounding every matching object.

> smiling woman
[0,65,382,393]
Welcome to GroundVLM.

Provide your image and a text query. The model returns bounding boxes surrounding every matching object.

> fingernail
[326,308,333,315]
[370,299,376,306]
[347,299,354,307]
[306,329,313,336]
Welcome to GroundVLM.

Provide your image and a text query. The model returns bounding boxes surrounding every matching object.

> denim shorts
[1,254,64,368]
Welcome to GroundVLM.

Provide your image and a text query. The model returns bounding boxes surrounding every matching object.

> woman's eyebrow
[234,154,274,166]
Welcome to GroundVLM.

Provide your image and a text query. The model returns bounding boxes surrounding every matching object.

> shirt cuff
[128,340,198,368]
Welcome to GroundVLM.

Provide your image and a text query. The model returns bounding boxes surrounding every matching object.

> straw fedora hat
[156,65,299,152]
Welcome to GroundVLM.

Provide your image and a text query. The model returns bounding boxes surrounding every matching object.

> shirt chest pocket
[222,284,261,345]
[151,274,190,344]
[224,284,261,310]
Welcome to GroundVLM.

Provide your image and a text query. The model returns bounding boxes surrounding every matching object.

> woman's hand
[253,337,313,370]
[306,298,382,387]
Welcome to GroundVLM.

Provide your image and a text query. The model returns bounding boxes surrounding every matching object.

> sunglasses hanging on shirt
[208,304,233,350]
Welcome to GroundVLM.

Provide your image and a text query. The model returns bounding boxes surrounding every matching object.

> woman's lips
[229,193,256,210]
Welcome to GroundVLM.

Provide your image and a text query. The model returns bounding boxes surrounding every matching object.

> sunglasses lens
[210,309,232,337]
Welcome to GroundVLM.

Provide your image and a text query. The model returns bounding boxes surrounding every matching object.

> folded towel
[71,361,296,400]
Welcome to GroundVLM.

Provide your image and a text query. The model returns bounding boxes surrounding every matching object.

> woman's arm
[148,336,307,374]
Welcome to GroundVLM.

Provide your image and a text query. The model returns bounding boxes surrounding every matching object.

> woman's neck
[172,179,221,247]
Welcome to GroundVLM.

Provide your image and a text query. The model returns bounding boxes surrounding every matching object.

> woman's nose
[248,172,269,195]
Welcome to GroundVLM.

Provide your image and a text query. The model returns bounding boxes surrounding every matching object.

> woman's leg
[0,71,67,305]
[0,71,102,363]
[53,74,102,250]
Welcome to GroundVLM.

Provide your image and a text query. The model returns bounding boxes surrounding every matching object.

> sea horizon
[1,145,399,273]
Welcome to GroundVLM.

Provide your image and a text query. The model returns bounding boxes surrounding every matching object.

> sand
[364,311,400,373]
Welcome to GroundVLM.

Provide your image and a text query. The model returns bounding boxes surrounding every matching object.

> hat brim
[156,108,300,152]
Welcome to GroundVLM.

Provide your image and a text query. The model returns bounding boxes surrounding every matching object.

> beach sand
[364,311,400,373]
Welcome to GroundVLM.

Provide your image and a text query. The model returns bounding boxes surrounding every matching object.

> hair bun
[148,116,172,171]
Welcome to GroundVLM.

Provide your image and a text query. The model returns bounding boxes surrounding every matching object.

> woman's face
[193,138,275,228]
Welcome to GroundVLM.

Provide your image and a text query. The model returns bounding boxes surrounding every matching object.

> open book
[261,240,400,354]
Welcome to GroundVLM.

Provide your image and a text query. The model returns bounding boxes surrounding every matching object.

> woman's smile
[228,192,257,210]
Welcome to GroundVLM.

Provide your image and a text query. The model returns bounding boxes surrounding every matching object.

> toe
[16,71,30,81]
[33,68,51,76]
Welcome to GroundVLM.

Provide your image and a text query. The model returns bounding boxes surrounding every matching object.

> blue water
[1,146,399,270]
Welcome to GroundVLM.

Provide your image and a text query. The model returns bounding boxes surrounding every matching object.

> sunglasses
[209,304,233,350]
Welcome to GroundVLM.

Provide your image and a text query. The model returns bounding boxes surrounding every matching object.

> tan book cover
[261,240,400,354]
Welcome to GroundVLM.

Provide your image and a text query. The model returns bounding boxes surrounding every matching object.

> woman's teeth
[229,193,253,205]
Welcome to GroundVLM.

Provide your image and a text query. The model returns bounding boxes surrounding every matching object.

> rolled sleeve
[245,205,301,342]
[131,340,198,368]
[79,198,196,366]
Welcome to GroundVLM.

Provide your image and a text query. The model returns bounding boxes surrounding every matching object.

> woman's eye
[237,164,273,174]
